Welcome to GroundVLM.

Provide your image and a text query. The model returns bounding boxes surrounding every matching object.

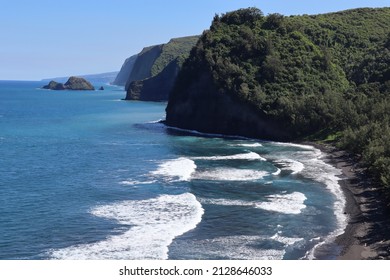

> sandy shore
[312,143,390,259]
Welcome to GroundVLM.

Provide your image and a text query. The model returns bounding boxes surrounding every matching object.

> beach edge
[310,143,390,260]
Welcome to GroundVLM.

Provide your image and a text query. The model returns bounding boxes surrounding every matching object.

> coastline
[311,142,390,259]
[163,123,390,259]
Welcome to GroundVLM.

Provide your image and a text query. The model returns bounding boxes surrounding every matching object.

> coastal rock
[42,80,66,90]
[42,77,95,91]
[64,76,95,90]
[99,86,104,90]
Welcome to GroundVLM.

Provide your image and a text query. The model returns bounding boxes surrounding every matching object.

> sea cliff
[120,36,199,101]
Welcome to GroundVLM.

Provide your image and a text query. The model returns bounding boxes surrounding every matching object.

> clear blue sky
[0,0,388,80]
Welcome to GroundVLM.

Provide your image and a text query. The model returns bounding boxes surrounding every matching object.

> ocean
[0,81,346,260]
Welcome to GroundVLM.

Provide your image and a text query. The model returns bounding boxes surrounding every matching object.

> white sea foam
[255,192,307,214]
[171,233,304,260]
[192,151,266,161]
[199,198,254,207]
[150,157,197,182]
[274,159,305,174]
[199,193,306,216]
[193,168,269,181]
[119,180,157,186]
[272,168,281,176]
[49,193,204,260]
[298,151,347,259]
[232,143,263,147]
[270,232,304,245]
[269,142,347,258]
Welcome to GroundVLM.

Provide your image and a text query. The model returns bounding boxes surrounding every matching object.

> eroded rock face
[43,77,95,90]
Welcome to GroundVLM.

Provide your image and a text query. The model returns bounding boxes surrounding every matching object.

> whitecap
[274,159,304,174]
[270,232,303,245]
[49,193,204,260]
[192,151,266,161]
[119,180,157,186]
[150,157,196,182]
[199,198,254,207]
[272,168,281,176]
[171,235,285,260]
[199,193,306,216]
[193,168,269,181]
[255,192,307,214]
[232,143,263,147]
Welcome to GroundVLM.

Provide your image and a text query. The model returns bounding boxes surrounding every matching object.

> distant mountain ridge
[42,71,118,84]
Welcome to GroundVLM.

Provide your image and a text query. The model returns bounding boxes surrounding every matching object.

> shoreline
[311,142,390,259]
[162,123,390,259]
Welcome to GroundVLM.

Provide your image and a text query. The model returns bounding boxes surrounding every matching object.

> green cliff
[124,36,199,101]
[166,8,390,190]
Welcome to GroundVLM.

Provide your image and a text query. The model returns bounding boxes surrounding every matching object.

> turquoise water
[0,81,346,259]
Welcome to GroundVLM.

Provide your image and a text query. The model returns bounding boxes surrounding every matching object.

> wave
[274,159,305,174]
[255,192,307,214]
[269,142,347,258]
[272,168,281,176]
[150,157,196,182]
[192,151,266,161]
[298,151,346,259]
[193,168,269,181]
[119,180,157,186]
[49,193,204,260]
[171,234,302,260]
[199,192,306,215]
[231,143,263,147]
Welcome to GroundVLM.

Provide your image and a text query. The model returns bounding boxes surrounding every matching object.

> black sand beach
[315,144,390,259]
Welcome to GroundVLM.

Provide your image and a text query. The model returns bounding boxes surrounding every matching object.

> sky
[0,0,388,80]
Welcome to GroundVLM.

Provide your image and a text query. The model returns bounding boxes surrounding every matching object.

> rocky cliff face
[112,55,138,86]
[124,36,199,101]
[126,58,181,101]
[125,45,163,90]
[43,76,95,90]
[166,70,291,140]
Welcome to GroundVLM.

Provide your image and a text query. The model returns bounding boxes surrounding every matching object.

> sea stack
[43,76,95,90]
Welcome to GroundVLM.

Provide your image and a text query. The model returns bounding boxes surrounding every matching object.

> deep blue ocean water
[0,81,346,260]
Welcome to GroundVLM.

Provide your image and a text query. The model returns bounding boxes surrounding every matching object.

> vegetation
[125,36,199,100]
[168,8,390,193]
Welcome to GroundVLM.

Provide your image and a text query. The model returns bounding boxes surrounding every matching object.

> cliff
[43,76,95,90]
[124,36,199,101]
[167,8,390,139]
[166,7,390,190]
[112,55,138,86]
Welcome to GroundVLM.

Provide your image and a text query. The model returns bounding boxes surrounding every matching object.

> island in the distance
[43,76,95,90]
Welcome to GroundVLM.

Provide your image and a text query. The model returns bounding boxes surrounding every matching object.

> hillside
[124,36,199,101]
[166,8,390,191]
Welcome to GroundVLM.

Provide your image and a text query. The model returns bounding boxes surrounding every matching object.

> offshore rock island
[43,76,95,90]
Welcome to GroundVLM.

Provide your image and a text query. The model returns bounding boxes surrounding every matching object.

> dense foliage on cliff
[125,36,199,101]
[167,8,390,191]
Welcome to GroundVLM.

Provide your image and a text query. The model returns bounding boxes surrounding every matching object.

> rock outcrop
[43,76,95,90]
